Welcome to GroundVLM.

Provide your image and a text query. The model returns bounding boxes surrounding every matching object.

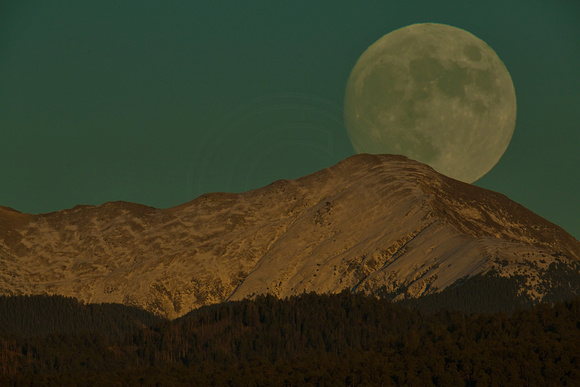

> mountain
[1,154,578,318]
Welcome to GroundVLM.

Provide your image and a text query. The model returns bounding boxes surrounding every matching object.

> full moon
[344,23,516,183]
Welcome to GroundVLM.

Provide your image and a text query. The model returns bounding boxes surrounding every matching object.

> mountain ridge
[0,154,578,318]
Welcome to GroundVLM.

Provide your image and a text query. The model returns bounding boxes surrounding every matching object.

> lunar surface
[344,23,517,183]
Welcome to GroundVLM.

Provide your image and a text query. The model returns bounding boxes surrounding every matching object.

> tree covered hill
[1,292,579,385]
[0,295,165,341]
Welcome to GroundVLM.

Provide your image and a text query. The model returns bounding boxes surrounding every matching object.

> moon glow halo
[344,23,517,183]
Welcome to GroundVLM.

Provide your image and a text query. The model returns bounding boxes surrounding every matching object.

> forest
[1,291,579,385]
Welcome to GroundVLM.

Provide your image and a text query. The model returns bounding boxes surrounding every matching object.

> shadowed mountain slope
[1,154,578,318]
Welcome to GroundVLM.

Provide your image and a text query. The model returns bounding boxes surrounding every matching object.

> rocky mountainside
[1,154,579,318]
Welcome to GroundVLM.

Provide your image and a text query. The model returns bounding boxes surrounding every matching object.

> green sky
[1,0,578,239]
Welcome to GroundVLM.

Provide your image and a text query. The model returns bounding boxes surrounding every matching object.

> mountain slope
[1,154,578,318]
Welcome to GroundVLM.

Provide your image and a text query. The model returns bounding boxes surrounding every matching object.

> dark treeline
[396,274,535,313]
[1,292,579,386]
[395,266,580,314]
[0,295,165,340]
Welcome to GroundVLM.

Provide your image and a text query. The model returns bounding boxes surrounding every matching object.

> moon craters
[464,44,482,61]
[344,23,516,183]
